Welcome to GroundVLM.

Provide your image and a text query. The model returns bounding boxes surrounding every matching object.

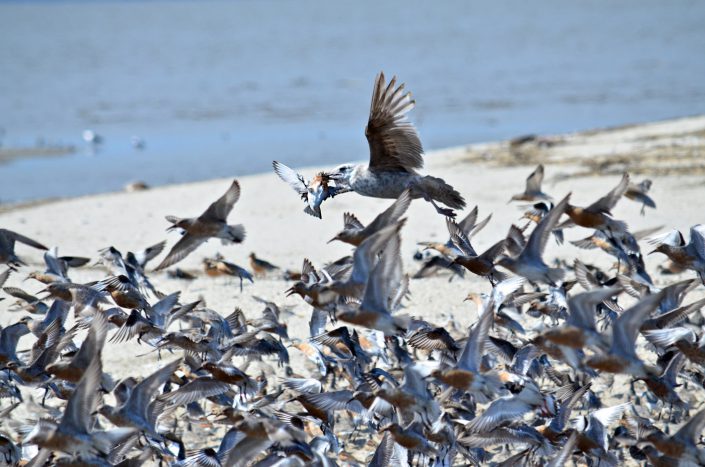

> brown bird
[155,179,245,270]
[248,252,280,277]
[203,256,254,291]
[561,173,629,232]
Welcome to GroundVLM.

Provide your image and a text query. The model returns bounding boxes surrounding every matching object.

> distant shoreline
[2,114,704,214]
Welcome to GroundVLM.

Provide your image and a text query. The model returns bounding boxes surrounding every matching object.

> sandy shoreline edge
[3,114,704,215]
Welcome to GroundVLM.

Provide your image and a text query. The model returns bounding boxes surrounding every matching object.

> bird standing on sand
[328,72,465,217]
[248,252,279,277]
[155,179,245,270]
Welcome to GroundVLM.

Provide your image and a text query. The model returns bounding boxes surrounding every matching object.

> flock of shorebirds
[2,72,705,466]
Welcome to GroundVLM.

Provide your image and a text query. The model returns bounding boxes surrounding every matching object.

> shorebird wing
[363,189,412,237]
[71,311,108,369]
[522,193,569,261]
[673,407,705,445]
[587,172,629,214]
[132,240,167,268]
[350,221,404,286]
[154,234,205,271]
[550,383,592,433]
[468,213,493,240]
[342,212,365,231]
[370,432,407,467]
[272,161,308,195]
[447,217,476,256]
[300,390,364,413]
[59,353,102,435]
[457,206,479,236]
[0,268,11,288]
[610,291,664,357]
[567,287,620,330]
[366,72,423,172]
[201,179,241,222]
[2,286,39,304]
[457,300,494,373]
[465,395,532,433]
[361,224,403,314]
[547,431,578,467]
[689,224,705,260]
[308,308,327,338]
[157,376,230,406]
[147,291,180,327]
[525,164,544,194]
[2,229,48,251]
[43,248,68,279]
[408,327,457,351]
[126,358,181,419]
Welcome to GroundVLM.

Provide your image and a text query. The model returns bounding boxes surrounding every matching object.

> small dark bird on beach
[155,179,245,270]
[328,72,465,217]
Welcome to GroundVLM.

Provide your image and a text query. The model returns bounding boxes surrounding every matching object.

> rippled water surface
[1,0,704,202]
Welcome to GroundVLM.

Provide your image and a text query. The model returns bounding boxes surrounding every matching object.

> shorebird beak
[327,237,337,244]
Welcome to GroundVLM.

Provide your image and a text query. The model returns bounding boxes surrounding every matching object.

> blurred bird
[0,228,48,266]
[509,164,552,203]
[156,179,245,270]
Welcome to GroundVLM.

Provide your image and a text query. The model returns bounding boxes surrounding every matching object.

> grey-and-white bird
[329,72,465,217]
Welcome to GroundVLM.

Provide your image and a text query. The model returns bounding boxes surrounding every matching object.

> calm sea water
[1,0,704,202]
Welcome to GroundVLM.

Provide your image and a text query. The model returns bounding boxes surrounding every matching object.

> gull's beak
[327,171,343,181]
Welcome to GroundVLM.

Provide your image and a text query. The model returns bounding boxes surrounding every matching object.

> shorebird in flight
[155,179,245,270]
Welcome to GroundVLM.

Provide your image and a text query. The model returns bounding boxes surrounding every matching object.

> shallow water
[1,0,704,203]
